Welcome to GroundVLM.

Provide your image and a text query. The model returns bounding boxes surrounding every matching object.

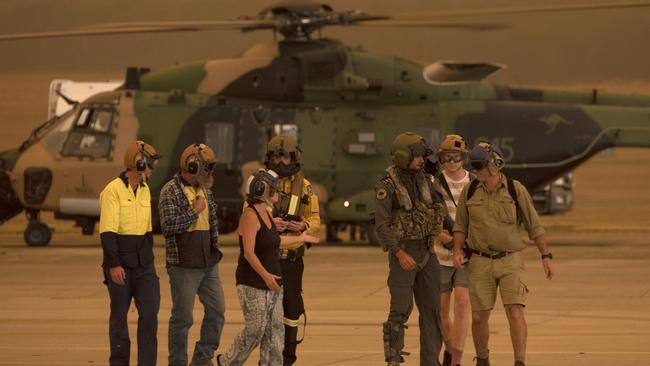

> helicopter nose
[0,149,24,223]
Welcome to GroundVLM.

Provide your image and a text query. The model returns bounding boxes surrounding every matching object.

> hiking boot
[442,350,452,366]
[474,356,490,366]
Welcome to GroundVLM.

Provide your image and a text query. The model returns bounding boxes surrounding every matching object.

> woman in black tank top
[218,169,319,366]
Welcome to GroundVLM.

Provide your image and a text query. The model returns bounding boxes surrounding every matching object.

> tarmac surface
[2,142,650,366]
[1,226,649,366]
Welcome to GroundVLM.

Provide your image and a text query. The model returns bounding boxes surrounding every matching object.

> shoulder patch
[376,187,388,200]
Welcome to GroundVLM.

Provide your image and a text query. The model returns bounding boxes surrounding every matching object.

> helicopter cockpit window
[205,122,234,165]
[272,123,298,142]
[75,108,113,132]
[42,111,76,154]
[61,107,115,159]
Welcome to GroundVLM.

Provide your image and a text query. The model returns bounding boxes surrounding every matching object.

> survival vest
[383,166,444,242]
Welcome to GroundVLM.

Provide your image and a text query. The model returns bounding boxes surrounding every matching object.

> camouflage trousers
[220,285,284,366]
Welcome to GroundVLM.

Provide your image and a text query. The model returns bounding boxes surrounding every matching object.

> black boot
[442,350,452,366]
[474,356,490,366]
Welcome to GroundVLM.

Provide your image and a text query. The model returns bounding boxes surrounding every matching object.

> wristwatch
[541,253,553,260]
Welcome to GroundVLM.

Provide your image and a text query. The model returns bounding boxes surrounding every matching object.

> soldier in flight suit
[374,132,447,366]
[264,135,321,366]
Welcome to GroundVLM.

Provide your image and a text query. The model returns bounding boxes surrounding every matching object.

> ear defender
[478,142,505,170]
[244,173,267,196]
[245,169,280,202]
[492,153,505,169]
[253,178,267,197]
[186,144,203,175]
[135,141,147,172]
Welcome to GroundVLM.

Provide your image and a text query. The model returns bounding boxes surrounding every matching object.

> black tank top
[236,206,282,290]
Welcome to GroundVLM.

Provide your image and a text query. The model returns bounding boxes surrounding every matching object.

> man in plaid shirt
[159,143,224,366]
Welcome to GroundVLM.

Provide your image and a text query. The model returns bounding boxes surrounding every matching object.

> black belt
[470,248,513,260]
[279,246,305,261]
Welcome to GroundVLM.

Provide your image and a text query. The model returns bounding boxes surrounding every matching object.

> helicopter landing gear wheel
[24,210,52,247]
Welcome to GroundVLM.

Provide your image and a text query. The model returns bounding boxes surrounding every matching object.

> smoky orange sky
[0,0,649,149]
[0,0,649,82]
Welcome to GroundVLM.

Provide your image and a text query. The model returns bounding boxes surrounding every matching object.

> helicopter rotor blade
[0,20,279,42]
[393,0,650,19]
[0,26,204,42]
[1,0,647,41]
[354,20,508,32]
[77,19,279,30]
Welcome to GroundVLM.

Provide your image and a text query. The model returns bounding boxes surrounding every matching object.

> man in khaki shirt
[452,142,554,366]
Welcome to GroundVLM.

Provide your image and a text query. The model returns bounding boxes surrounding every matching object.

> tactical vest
[273,171,308,218]
[385,166,444,242]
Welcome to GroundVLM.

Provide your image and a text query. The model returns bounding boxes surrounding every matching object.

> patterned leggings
[220,285,284,366]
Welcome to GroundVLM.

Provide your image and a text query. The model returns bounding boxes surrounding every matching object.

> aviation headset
[471,142,505,170]
[135,142,148,172]
[245,169,280,202]
[125,140,160,172]
[182,143,216,175]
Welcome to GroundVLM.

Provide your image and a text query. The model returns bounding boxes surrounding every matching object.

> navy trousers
[104,262,160,366]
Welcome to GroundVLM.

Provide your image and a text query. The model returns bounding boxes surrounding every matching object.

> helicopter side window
[205,122,234,165]
[272,123,298,142]
[61,107,115,159]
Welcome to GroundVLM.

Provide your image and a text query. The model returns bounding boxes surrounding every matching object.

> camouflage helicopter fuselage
[3,37,650,240]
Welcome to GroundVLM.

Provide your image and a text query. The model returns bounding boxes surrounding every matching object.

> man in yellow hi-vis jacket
[99,141,161,366]
[264,135,320,366]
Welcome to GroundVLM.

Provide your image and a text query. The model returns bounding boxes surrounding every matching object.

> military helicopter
[1,1,650,246]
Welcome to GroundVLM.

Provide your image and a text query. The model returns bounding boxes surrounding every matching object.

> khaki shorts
[467,251,529,311]
[440,264,469,293]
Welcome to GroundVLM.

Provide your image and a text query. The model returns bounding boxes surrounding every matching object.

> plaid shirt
[158,173,219,265]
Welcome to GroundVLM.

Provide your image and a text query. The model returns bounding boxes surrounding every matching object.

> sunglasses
[470,160,489,171]
[441,153,463,163]
[203,162,217,172]
[145,158,157,170]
